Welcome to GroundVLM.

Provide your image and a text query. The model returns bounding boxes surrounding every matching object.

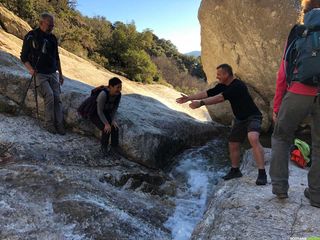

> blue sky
[76,0,201,53]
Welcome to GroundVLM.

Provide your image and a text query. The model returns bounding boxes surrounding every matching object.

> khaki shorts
[229,115,262,142]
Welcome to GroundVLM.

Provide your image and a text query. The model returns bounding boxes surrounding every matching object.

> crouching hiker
[176,64,267,185]
[79,77,122,156]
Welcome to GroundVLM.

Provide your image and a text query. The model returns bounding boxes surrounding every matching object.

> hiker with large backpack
[270,0,320,208]
[78,77,122,156]
[20,12,65,135]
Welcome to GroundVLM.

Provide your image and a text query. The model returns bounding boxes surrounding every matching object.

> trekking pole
[33,73,39,119]
[18,74,34,114]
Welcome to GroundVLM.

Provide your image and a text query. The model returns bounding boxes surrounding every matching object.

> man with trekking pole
[20,12,65,135]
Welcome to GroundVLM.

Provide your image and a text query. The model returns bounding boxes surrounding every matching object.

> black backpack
[77,86,108,119]
[285,9,320,87]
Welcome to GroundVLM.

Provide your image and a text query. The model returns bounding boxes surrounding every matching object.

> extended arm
[273,57,287,122]
[189,94,225,109]
[176,90,208,104]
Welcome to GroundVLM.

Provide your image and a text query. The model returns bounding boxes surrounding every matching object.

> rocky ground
[191,148,320,240]
[0,113,177,240]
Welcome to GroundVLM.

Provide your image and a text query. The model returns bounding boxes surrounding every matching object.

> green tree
[123,49,158,83]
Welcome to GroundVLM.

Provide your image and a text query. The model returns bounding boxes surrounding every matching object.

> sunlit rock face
[199,0,300,130]
[0,4,31,39]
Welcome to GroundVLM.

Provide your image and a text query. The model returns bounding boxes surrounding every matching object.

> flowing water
[164,132,276,240]
[164,138,230,240]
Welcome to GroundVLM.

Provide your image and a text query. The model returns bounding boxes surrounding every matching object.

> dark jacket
[20,27,60,74]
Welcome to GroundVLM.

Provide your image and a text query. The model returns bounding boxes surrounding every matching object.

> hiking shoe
[272,190,288,199]
[100,145,110,157]
[304,188,310,199]
[304,188,320,208]
[109,147,121,159]
[56,124,66,135]
[256,173,267,185]
[46,125,57,134]
[222,168,243,180]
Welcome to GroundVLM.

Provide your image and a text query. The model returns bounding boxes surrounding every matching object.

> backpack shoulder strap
[27,28,40,50]
[285,25,300,52]
[91,85,105,96]
[284,25,302,83]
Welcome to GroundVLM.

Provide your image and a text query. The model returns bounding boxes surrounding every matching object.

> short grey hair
[40,12,54,21]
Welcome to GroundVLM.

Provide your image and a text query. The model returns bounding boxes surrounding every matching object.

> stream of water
[164,138,229,240]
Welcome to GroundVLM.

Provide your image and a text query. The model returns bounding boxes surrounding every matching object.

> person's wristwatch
[199,100,205,106]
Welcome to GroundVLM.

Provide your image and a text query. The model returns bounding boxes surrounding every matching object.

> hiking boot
[109,146,121,159]
[272,190,288,199]
[256,169,267,185]
[304,188,310,199]
[222,168,243,180]
[304,188,320,208]
[45,125,57,134]
[56,124,66,135]
[100,145,110,157]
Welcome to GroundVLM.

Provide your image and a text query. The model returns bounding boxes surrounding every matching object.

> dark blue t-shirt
[207,79,262,120]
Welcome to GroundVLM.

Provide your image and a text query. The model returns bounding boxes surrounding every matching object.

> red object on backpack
[290,149,307,168]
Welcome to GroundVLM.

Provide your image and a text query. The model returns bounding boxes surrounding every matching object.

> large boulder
[0,4,31,39]
[199,0,300,129]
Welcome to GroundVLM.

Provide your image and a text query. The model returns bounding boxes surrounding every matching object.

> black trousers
[90,112,119,148]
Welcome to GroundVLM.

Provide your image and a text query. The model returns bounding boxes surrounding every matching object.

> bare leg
[248,131,265,169]
[229,141,241,168]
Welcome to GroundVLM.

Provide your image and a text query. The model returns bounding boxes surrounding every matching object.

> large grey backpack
[285,9,320,87]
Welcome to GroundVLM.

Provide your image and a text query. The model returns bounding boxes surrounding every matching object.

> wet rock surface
[191,148,320,240]
[0,113,175,239]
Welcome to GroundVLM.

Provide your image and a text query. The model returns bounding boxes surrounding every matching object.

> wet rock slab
[0,114,174,239]
[191,148,320,240]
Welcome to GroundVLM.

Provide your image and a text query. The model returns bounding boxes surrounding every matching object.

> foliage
[0,0,207,88]
[153,56,207,94]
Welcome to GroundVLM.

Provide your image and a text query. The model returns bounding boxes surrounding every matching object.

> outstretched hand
[176,93,189,104]
[189,100,200,109]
